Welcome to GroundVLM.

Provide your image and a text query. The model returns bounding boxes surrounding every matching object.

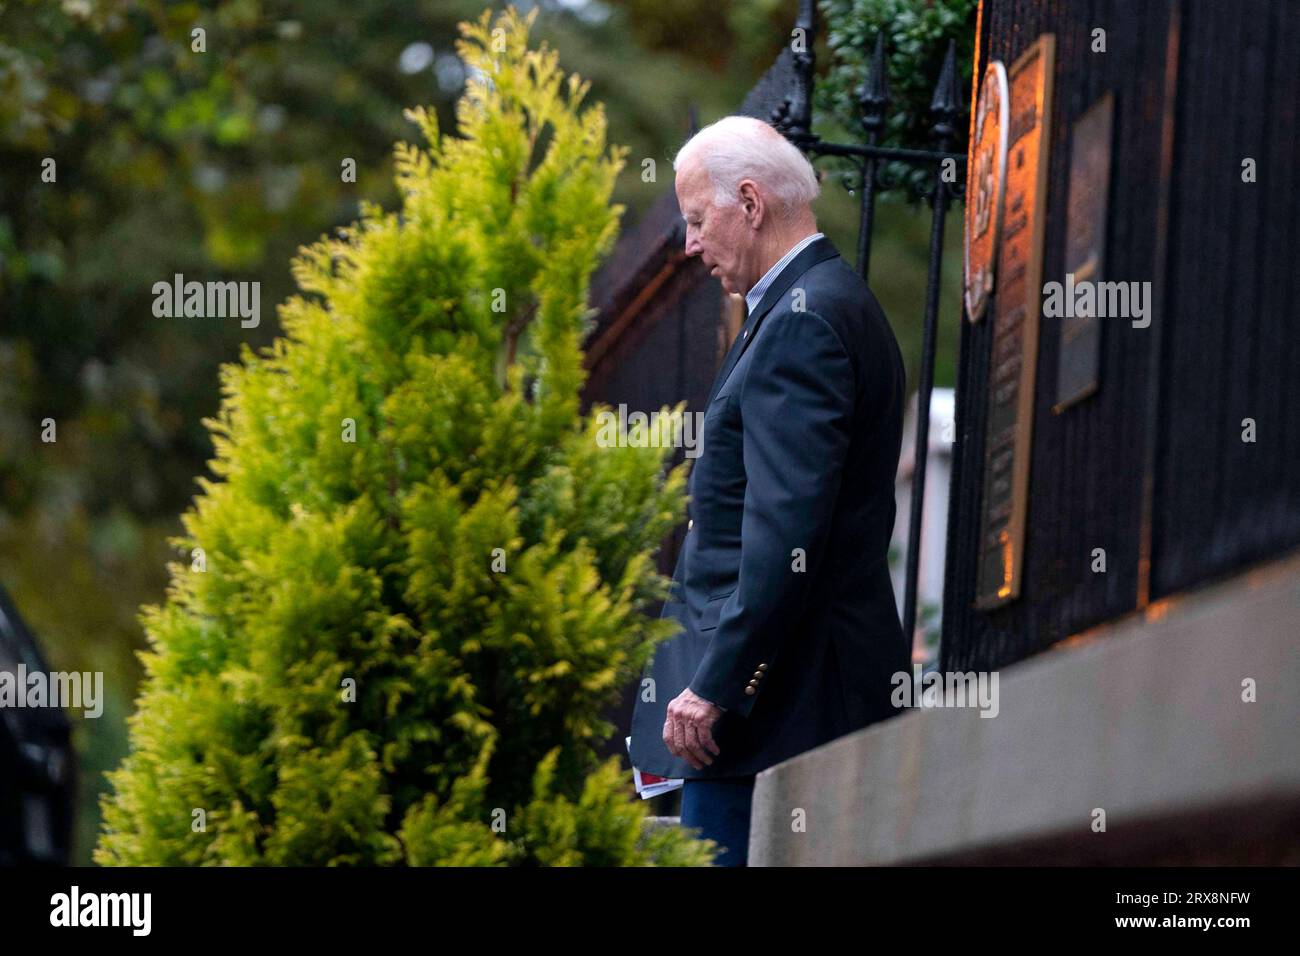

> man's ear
[738,179,763,227]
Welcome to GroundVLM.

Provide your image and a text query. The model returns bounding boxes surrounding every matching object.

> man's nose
[684,233,701,257]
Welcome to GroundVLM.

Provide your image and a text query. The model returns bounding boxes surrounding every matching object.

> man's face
[676,160,753,296]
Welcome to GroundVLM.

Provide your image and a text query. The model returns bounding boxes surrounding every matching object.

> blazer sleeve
[688,308,855,717]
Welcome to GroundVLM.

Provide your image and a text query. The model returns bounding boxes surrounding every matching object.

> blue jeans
[679,775,757,867]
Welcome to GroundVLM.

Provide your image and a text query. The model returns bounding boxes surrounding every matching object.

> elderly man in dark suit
[628,115,910,866]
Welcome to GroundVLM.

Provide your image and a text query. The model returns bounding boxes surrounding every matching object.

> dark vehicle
[0,585,75,865]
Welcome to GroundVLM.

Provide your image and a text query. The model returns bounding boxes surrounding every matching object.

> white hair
[673,115,820,220]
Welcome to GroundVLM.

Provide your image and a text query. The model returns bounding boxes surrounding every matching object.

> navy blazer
[629,235,910,779]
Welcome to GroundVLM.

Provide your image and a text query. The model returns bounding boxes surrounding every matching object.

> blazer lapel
[704,236,842,406]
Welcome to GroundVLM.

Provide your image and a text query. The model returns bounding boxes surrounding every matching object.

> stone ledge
[749,551,1300,865]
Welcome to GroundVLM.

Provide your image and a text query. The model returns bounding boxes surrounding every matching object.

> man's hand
[663,687,724,769]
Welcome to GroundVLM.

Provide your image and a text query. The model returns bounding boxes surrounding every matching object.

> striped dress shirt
[743,231,825,318]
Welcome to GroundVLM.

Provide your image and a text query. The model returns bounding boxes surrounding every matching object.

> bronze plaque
[974,34,1055,610]
[964,60,1009,322]
[1053,92,1114,412]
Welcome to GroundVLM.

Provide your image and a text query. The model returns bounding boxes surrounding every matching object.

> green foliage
[95,6,713,867]
[818,0,978,200]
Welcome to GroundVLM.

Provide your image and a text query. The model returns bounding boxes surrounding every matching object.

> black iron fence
[770,0,966,656]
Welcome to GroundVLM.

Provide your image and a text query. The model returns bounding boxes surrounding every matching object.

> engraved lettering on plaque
[974,34,1056,610]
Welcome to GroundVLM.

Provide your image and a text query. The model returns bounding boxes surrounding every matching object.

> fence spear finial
[930,40,960,144]
[858,32,890,138]
[775,0,817,145]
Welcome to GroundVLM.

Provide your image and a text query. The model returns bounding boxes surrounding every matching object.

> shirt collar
[744,231,825,316]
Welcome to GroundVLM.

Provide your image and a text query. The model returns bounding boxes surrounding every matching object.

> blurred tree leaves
[0,0,748,539]
[0,0,744,864]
